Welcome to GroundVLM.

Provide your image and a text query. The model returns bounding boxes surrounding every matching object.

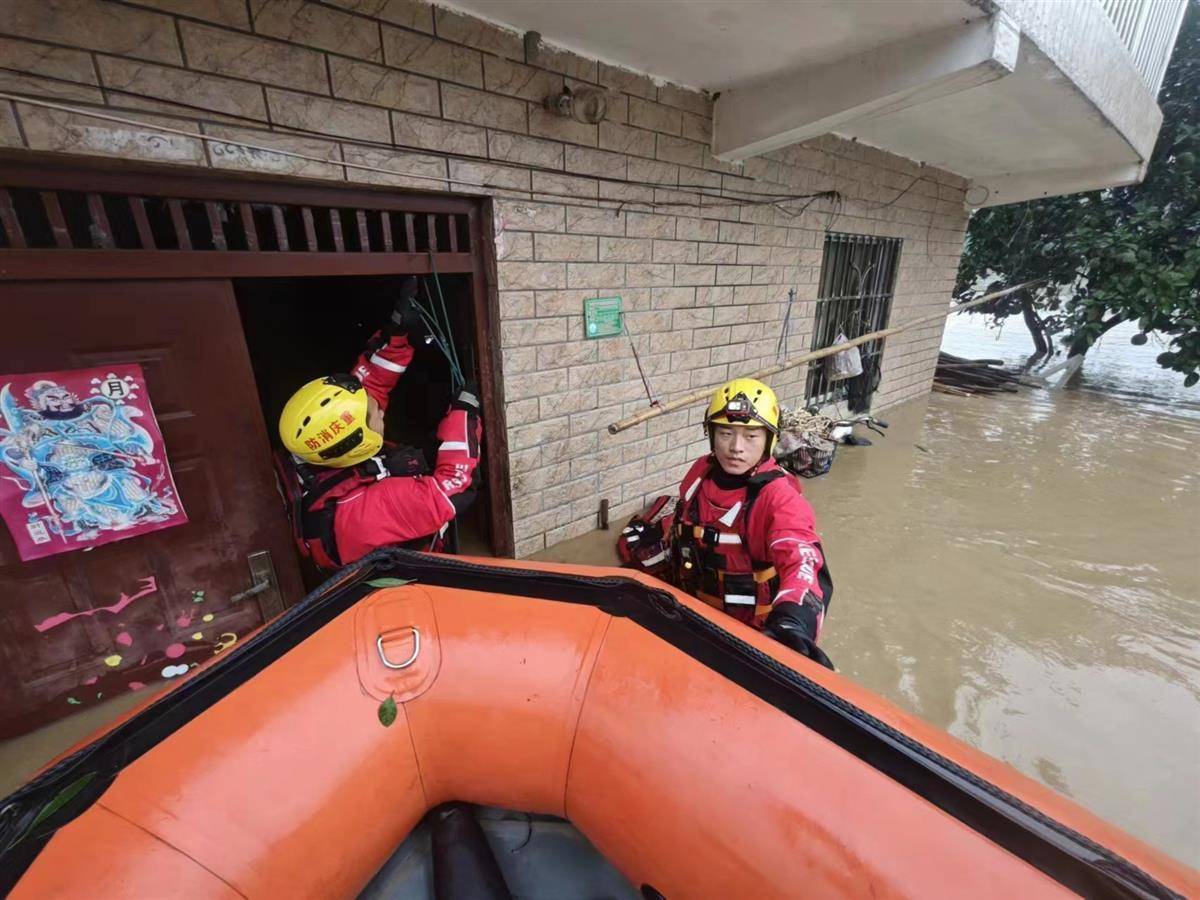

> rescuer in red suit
[276,276,482,569]
[670,377,834,668]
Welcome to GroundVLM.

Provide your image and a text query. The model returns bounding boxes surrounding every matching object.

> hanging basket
[779,438,837,478]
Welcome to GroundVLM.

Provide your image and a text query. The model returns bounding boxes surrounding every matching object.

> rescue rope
[410,253,466,393]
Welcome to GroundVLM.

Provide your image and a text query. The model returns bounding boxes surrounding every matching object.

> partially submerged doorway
[0,153,510,742]
[236,272,492,579]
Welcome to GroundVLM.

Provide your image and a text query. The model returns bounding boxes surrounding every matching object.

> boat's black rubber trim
[0,549,1182,900]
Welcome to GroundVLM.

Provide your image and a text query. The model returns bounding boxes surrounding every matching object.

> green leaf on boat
[366,578,415,588]
[378,695,398,728]
[26,771,97,836]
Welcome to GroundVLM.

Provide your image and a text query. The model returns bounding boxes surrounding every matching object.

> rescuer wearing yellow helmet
[621,377,834,668]
[274,276,482,570]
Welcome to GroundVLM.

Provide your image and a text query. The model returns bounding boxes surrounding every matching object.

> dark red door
[0,279,304,737]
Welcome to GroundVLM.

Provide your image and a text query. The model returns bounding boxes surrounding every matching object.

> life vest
[672,461,789,623]
[273,445,431,570]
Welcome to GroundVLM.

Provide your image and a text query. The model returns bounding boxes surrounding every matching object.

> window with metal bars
[805,232,902,409]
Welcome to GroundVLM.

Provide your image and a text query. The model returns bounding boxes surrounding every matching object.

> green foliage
[956,3,1200,385]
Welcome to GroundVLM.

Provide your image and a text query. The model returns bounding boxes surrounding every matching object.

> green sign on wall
[583,296,623,339]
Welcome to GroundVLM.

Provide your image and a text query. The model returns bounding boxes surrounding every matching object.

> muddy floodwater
[541,314,1200,866]
[817,317,1200,866]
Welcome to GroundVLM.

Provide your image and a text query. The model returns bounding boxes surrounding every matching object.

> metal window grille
[805,232,902,408]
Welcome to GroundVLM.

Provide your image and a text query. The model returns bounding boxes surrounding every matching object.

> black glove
[634,518,664,547]
[620,517,664,549]
[450,488,478,516]
[385,276,427,337]
[761,599,835,670]
[451,380,481,412]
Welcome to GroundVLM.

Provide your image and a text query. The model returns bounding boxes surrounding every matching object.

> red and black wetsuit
[673,455,831,642]
[283,330,482,568]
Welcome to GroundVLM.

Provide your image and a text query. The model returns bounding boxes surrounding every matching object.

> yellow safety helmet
[705,377,780,455]
[279,374,382,468]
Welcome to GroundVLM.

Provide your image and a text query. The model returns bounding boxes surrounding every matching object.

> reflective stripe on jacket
[672,455,832,635]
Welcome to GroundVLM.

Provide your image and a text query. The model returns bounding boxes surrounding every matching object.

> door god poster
[0,365,187,561]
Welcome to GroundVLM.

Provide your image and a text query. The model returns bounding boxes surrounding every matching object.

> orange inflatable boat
[1,550,1195,899]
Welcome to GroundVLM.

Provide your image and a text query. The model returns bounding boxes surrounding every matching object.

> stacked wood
[933,353,1026,396]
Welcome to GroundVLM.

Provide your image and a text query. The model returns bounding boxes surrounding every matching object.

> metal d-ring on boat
[377,627,420,670]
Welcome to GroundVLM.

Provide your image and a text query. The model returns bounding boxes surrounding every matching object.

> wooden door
[0,279,304,737]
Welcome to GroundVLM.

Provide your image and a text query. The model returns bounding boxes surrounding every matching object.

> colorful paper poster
[0,365,187,561]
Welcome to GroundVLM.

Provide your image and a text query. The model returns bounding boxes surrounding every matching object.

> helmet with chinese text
[279,375,382,468]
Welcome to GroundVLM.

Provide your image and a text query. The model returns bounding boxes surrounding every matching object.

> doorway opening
[235,273,491,585]
[0,154,512,783]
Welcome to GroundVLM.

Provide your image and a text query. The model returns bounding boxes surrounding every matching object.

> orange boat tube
[1,549,1196,899]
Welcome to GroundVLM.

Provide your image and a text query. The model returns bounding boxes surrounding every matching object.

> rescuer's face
[366,396,385,435]
[713,425,767,475]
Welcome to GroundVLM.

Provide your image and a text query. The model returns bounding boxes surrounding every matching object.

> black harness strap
[673,462,789,608]
[678,462,785,554]
[287,447,434,568]
[742,468,785,563]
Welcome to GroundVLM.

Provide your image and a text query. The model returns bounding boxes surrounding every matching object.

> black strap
[741,468,786,561]
[300,503,342,567]
[679,461,784,558]
[294,460,380,567]
[682,461,711,524]
[294,450,437,567]
[297,448,427,521]
[296,461,372,516]
[675,462,787,594]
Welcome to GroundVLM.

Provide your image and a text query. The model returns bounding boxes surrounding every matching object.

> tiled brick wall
[0,0,969,556]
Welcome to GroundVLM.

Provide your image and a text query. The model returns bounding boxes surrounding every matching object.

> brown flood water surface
[539,348,1200,866]
[804,387,1199,867]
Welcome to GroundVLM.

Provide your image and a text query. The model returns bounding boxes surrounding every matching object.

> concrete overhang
[439,0,1170,207]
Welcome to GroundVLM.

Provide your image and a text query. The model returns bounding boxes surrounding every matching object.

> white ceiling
[439,0,1153,204]
[847,38,1134,178]
[439,0,986,91]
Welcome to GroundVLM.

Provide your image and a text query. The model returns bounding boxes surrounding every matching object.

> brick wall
[0,0,969,556]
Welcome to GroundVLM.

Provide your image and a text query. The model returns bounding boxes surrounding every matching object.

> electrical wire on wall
[0,65,953,226]
[0,70,845,219]
[0,68,955,273]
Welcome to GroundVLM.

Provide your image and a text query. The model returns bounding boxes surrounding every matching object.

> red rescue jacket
[276,330,481,569]
[672,455,832,636]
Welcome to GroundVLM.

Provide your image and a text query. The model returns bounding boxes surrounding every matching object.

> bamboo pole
[607,280,1040,434]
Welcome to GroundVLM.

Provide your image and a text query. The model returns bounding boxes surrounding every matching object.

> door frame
[0,150,515,558]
